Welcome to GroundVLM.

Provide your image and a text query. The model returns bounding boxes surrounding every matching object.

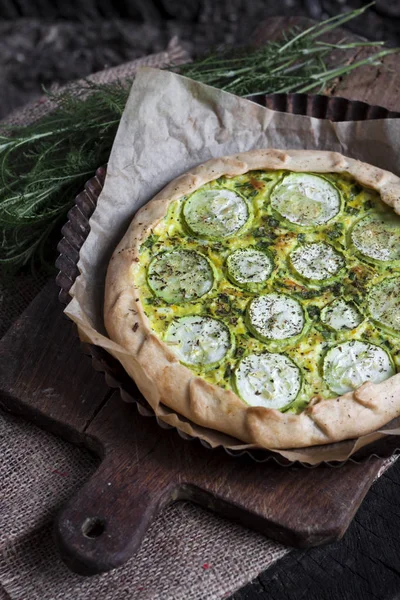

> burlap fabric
[0,40,289,600]
[0,40,397,600]
[0,411,289,600]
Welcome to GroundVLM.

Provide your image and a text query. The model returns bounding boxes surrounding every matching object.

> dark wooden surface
[0,282,390,576]
[232,463,400,600]
[232,16,400,600]
[0,13,399,597]
[0,281,111,445]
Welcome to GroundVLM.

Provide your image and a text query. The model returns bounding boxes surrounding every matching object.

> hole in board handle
[82,517,106,538]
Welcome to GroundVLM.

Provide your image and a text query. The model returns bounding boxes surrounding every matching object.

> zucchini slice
[165,315,232,367]
[234,352,301,409]
[323,340,395,395]
[148,250,214,303]
[247,293,305,342]
[183,188,249,239]
[368,277,400,335]
[350,213,400,265]
[270,173,341,227]
[321,298,362,331]
[289,242,345,283]
[226,248,273,290]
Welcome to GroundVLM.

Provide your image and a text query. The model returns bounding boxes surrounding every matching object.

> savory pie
[104,149,400,449]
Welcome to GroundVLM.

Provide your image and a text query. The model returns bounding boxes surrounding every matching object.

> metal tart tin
[56,93,400,466]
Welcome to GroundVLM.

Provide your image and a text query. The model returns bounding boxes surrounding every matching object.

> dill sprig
[0,2,397,272]
[177,3,397,96]
[0,82,127,270]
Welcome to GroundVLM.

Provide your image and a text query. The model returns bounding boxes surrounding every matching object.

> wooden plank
[0,283,389,575]
[2,282,388,575]
[233,460,400,600]
[0,281,111,445]
[54,390,385,575]
[333,51,400,112]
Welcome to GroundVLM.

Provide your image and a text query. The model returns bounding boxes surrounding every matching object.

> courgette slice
[289,242,345,283]
[350,213,400,265]
[321,298,362,331]
[368,277,400,335]
[148,249,214,303]
[270,173,341,227]
[234,352,301,409]
[323,340,395,395]
[183,188,249,239]
[247,293,305,342]
[226,248,273,290]
[165,315,232,367]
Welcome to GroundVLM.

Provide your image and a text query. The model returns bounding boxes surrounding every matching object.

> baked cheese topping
[270,173,341,226]
[351,213,400,263]
[148,249,214,303]
[247,293,305,342]
[323,341,395,395]
[183,188,249,239]
[289,242,344,282]
[368,277,400,335]
[321,298,362,331]
[226,248,273,289]
[165,316,232,366]
[234,352,301,409]
[136,169,400,413]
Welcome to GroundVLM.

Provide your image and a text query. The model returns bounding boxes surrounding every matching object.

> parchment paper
[65,67,400,465]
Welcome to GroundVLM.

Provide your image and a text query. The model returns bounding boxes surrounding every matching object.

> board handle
[54,453,178,575]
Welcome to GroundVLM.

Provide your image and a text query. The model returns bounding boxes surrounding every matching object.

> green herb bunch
[0,2,397,272]
[178,3,397,96]
[0,82,128,270]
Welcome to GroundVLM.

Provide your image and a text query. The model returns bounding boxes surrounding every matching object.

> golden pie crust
[104,149,400,449]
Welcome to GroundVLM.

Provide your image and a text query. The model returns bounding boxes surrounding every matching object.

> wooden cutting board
[2,15,400,579]
[0,281,394,576]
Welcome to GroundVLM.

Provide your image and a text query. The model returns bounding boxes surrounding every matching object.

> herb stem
[1,2,398,272]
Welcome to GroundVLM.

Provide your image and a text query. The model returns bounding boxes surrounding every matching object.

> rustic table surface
[231,16,400,600]
[1,14,400,600]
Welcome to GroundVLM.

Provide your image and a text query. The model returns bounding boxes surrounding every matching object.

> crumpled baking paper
[65,67,400,465]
